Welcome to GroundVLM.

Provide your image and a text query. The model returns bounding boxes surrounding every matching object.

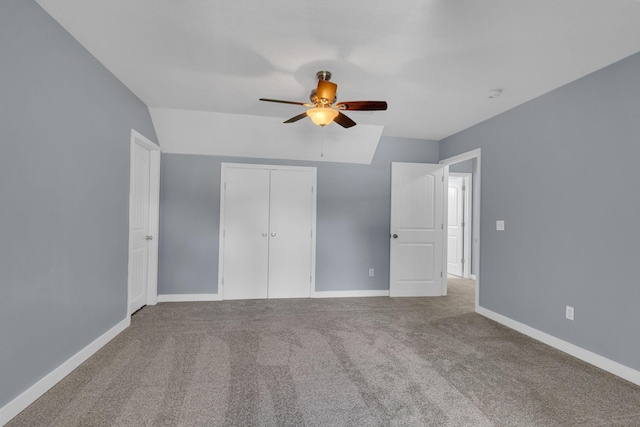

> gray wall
[159,137,439,294]
[449,159,473,174]
[0,0,157,408]
[440,52,640,371]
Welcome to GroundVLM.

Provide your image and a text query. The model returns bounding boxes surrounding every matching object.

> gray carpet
[8,278,640,426]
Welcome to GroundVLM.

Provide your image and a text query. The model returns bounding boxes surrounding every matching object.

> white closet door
[222,167,270,300]
[267,169,314,298]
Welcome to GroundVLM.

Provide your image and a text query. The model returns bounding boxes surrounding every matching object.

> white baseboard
[0,317,130,426]
[477,306,640,387]
[157,293,221,302]
[312,290,389,298]
[159,292,388,301]
[158,292,392,301]
[470,274,477,280]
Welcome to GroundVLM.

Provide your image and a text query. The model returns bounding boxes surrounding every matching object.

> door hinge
[461,258,465,264]
[461,221,465,227]
[311,186,314,194]
[441,224,443,230]
[440,272,443,278]
[462,185,466,191]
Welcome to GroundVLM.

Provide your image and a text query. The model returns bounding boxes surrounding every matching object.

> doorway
[127,130,161,315]
[440,149,481,310]
[447,173,472,278]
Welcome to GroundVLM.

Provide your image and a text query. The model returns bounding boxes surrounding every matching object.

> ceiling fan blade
[333,111,356,128]
[260,98,311,107]
[316,80,337,104]
[283,112,308,123]
[335,101,387,111]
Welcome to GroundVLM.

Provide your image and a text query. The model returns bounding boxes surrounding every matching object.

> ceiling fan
[260,71,387,128]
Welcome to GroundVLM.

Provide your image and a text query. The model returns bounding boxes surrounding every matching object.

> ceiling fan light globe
[307,107,339,127]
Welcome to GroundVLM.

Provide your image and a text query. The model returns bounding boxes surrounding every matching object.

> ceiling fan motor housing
[313,79,338,105]
[309,88,337,106]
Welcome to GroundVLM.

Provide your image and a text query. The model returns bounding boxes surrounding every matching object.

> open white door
[447,175,465,277]
[128,130,160,314]
[390,162,445,297]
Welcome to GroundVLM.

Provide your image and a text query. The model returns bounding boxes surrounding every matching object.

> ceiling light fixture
[260,70,387,129]
[306,107,339,127]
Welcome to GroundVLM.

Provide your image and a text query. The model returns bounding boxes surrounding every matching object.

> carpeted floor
[8,278,640,426]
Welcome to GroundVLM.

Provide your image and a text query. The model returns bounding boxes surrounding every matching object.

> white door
[447,176,464,277]
[390,162,445,297]
[221,167,271,300]
[268,169,315,298]
[128,131,160,314]
[219,164,316,300]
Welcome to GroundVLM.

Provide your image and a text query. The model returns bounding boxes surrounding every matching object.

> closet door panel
[222,167,270,299]
[268,170,314,298]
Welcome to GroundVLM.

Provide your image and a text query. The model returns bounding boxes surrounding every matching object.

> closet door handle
[262,233,267,237]
[271,233,276,237]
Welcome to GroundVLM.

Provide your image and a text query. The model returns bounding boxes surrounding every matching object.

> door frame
[127,129,161,316]
[448,173,472,279]
[218,163,317,299]
[440,148,481,311]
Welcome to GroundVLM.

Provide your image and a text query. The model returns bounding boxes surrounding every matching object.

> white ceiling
[36,0,640,143]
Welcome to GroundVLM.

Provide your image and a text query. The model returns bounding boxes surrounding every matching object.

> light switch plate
[496,220,505,231]
[566,306,574,320]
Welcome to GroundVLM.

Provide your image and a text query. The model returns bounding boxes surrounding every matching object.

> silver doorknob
[146,235,153,241]
[392,234,398,239]
[262,233,267,237]
[271,233,276,237]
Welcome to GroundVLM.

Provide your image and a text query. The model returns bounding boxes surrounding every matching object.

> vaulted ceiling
[36,0,640,161]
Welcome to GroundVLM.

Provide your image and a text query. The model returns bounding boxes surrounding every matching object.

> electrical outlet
[369,268,374,277]
[496,220,505,231]
[566,306,574,320]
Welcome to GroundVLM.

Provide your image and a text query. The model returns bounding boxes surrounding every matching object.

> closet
[218,163,317,299]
